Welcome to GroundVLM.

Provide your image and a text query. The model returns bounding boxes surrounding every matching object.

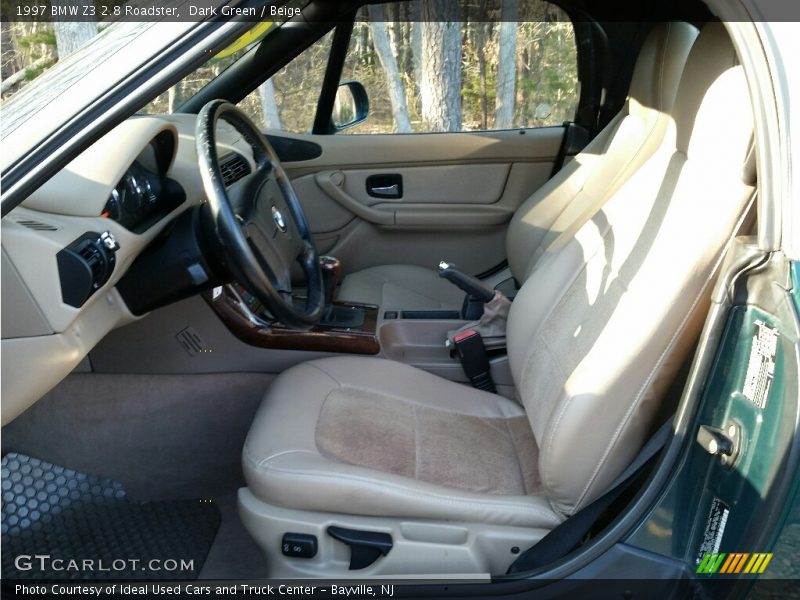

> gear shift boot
[318,255,364,328]
[320,305,365,328]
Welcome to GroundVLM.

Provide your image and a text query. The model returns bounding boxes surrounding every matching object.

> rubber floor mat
[1,453,220,580]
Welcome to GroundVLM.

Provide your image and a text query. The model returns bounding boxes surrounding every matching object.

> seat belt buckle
[453,330,496,393]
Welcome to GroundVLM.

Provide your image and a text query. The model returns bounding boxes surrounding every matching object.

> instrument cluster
[103,161,161,231]
[101,131,183,233]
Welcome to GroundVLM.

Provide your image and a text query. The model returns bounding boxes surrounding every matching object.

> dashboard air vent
[78,243,105,283]
[219,152,251,186]
[56,232,117,308]
[14,217,59,231]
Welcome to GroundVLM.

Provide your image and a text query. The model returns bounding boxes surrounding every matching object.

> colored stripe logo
[696,552,773,574]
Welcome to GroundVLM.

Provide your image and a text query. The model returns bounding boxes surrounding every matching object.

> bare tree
[475,22,489,129]
[411,22,423,91]
[494,0,518,129]
[1,21,19,81]
[258,78,282,129]
[368,4,411,133]
[355,22,370,66]
[50,1,96,58]
[419,1,462,131]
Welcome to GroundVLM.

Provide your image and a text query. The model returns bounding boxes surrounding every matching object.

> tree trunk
[494,0,518,129]
[411,22,423,90]
[368,5,411,133]
[167,86,176,113]
[1,21,19,81]
[51,1,96,58]
[390,14,405,87]
[356,22,370,66]
[258,78,282,130]
[476,22,488,129]
[419,1,461,132]
[167,82,186,113]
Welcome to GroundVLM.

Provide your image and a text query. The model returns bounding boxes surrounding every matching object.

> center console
[205,256,515,395]
[378,314,513,390]
[206,283,380,355]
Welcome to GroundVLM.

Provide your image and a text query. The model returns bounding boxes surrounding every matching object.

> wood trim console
[204,284,380,354]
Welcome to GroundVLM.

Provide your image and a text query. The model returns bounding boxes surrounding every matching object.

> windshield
[140,21,275,114]
[1,21,158,138]
[0,2,306,145]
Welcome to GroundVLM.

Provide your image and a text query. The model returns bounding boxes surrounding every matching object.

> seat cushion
[337,265,465,310]
[243,356,562,529]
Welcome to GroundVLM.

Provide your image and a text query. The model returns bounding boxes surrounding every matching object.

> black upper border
[2,0,800,23]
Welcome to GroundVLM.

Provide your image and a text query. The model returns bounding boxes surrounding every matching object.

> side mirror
[331,81,369,131]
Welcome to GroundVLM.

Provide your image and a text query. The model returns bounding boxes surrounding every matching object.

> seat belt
[507,418,673,574]
[452,329,497,393]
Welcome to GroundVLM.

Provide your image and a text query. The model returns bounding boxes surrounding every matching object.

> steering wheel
[196,100,324,329]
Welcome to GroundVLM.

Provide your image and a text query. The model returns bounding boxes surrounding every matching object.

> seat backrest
[506,23,756,516]
[506,22,699,283]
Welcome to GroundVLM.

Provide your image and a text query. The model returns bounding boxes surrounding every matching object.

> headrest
[671,22,754,179]
[628,22,699,113]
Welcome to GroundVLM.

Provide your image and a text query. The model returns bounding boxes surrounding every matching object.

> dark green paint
[629,260,800,583]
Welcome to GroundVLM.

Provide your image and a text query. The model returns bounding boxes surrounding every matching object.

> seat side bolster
[244,450,562,529]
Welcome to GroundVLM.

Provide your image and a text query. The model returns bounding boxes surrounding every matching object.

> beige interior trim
[342,164,512,206]
[314,171,394,225]
[3,204,181,334]
[1,288,134,425]
[390,205,515,227]
[279,127,563,177]
[21,118,178,217]
[1,248,52,339]
[314,170,521,229]
[239,489,546,578]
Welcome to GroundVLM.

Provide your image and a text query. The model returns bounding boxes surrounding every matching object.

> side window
[340,0,578,134]
[239,31,334,133]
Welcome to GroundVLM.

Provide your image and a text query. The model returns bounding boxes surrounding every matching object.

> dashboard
[0,112,272,426]
[0,107,331,431]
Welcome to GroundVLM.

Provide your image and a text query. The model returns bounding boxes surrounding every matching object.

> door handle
[366,174,403,199]
[370,184,399,197]
[315,171,394,225]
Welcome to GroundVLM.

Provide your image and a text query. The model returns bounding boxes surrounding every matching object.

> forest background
[1,0,578,134]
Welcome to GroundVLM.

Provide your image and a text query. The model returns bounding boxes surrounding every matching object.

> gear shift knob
[319,256,342,307]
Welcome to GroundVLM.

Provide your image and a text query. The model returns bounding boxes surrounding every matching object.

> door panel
[341,163,512,205]
[628,250,800,587]
[278,127,563,276]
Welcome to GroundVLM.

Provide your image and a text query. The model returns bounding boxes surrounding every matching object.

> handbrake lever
[438,261,495,303]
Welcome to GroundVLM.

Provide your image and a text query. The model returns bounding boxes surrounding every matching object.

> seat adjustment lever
[327,526,393,570]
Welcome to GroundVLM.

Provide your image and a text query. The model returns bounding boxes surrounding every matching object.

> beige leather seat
[241,23,756,577]
[337,22,698,310]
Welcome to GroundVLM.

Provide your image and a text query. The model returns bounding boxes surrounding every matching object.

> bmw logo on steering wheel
[271,206,287,233]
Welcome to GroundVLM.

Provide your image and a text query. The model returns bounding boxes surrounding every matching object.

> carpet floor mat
[1,453,220,580]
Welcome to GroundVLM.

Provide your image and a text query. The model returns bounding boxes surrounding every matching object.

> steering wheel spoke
[196,100,324,329]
